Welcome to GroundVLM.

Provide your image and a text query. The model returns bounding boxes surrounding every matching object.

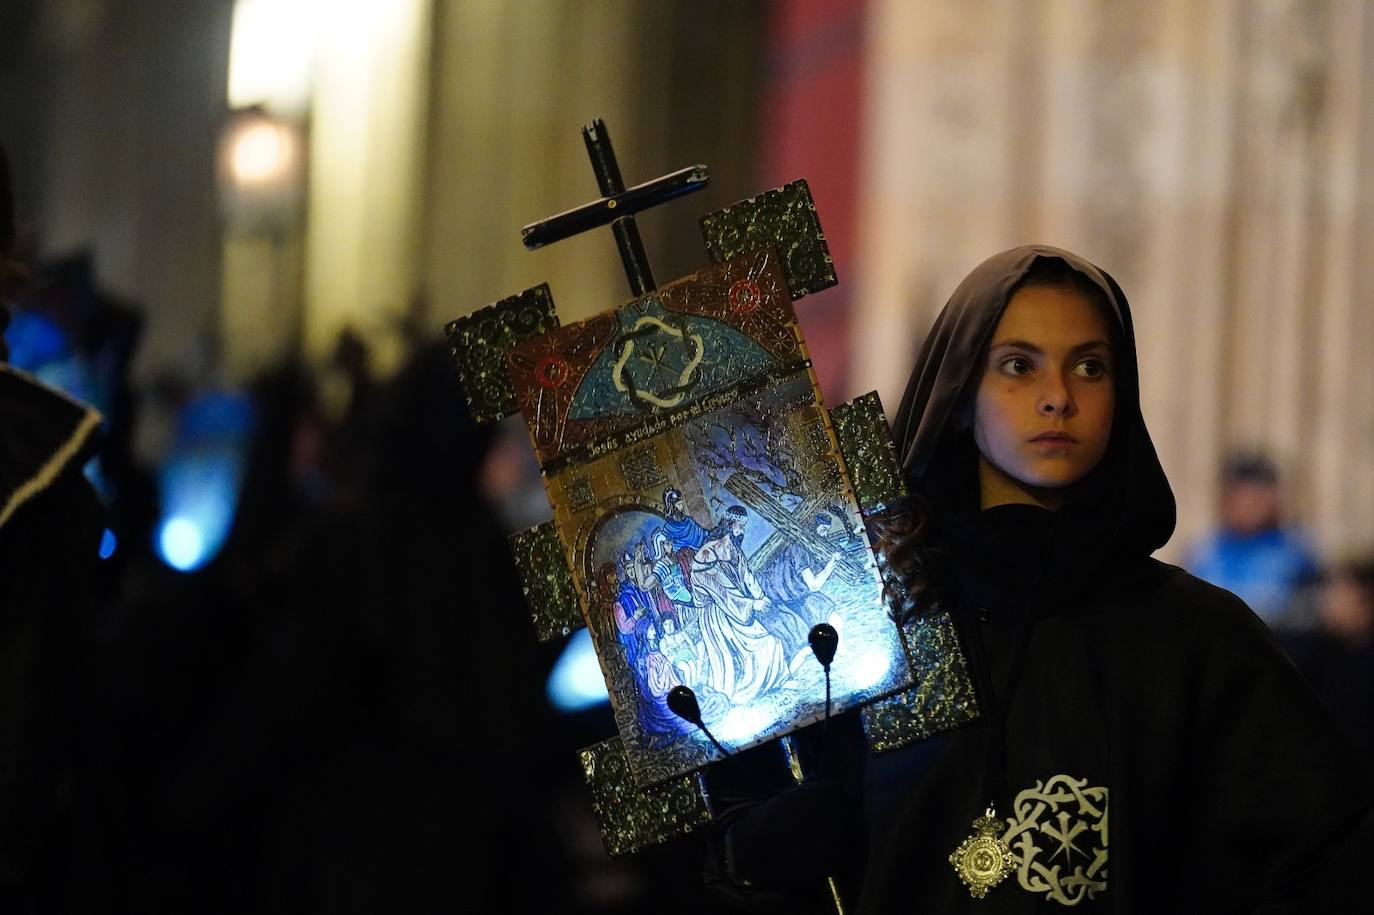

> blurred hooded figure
[110,339,573,914]
[1283,559,1374,766]
[717,246,1372,913]
[312,338,569,911]
[0,143,106,911]
[241,339,568,913]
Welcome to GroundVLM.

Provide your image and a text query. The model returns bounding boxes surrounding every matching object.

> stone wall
[856,0,1374,560]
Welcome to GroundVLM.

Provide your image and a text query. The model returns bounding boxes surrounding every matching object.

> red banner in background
[760,0,866,403]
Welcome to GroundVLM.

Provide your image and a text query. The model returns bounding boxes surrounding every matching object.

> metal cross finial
[520,118,709,297]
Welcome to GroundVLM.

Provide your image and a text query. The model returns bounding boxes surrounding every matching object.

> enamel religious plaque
[516,244,909,786]
[446,121,979,856]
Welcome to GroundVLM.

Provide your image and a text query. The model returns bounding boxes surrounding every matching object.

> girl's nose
[1038,375,1074,416]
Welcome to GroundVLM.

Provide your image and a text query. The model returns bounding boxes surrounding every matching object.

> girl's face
[973,283,1116,510]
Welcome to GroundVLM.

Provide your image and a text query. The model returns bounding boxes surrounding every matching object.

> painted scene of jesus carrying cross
[519,248,910,785]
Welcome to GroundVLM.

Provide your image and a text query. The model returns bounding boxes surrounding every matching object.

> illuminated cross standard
[445,120,980,860]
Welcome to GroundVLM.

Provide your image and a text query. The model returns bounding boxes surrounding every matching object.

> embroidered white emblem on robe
[1002,775,1108,906]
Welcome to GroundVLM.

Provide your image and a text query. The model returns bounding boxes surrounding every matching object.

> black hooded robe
[0,364,103,911]
[852,246,1374,913]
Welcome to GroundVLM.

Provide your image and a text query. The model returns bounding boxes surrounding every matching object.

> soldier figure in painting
[660,488,711,552]
[627,539,676,629]
[650,528,696,624]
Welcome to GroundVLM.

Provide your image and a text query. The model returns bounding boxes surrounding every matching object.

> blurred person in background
[98,358,344,914]
[0,141,107,911]
[1283,558,1374,766]
[290,337,570,912]
[107,338,573,913]
[1186,451,1320,629]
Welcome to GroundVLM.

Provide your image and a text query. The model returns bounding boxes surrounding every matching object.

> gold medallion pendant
[949,806,1016,899]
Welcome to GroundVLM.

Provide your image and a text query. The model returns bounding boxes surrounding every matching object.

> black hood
[891,245,1176,570]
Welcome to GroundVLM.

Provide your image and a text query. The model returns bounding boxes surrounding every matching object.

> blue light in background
[4,310,70,370]
[157,517,206,572]
[154,390,256,574]
[546,628,610,713]
[154,449,244,573]
[6,309,119,501]
[98,528,117,560]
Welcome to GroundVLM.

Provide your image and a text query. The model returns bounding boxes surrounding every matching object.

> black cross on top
[520,118,709,297]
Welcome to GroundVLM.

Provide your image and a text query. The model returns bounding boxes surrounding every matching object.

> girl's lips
[1030,432,1076,443]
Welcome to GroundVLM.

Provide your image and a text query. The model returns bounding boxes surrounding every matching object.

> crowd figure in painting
[602,488,858,743]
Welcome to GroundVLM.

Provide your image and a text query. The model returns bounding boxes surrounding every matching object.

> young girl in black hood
[722,246,1373,912]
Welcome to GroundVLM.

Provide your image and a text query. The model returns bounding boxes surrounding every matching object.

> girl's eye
[999,356,1034,376]
[1074,358,1109,379]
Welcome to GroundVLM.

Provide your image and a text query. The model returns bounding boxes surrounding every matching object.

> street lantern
[218,105,305,234]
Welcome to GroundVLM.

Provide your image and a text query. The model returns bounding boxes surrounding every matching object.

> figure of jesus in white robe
[690,508,789,705]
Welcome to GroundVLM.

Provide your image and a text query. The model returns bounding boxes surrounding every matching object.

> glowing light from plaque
[547,629,610,713]
[714,705,776,747]
[842,649,895,692]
